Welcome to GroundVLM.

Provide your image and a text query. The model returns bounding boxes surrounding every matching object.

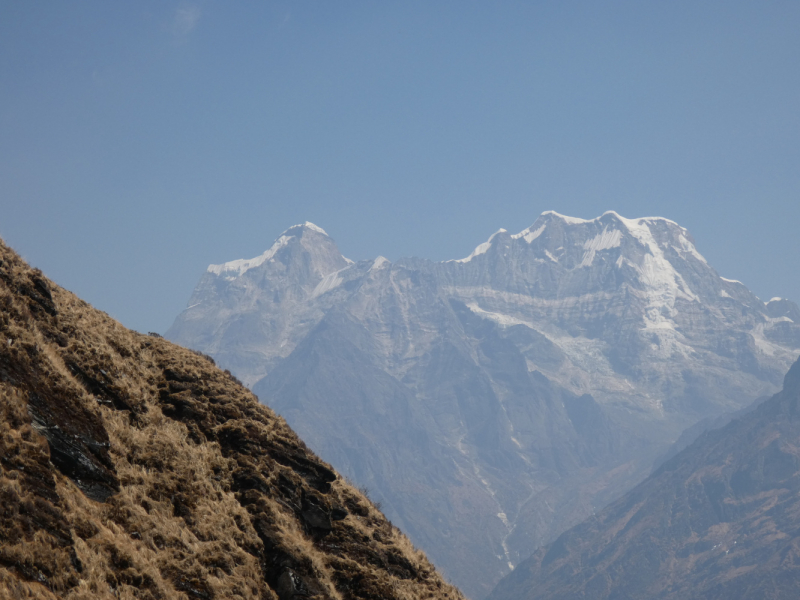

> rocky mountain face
[488,356,800,600]
[0,238,464,600]
[167,213,800,598]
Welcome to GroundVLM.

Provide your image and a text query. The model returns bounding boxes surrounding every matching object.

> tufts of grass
[0,237,466,600]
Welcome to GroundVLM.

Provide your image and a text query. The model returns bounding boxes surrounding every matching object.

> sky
[1,1,798,334]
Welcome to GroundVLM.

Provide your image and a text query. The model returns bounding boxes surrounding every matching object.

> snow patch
[772,316,794,323]
[610,216,699,334]
[676,234,707,263]
[752,325,783,357]
[632,215,682,228]
[553,333,620,381]
[312,270,344,298]
[284,222,329,235]
[585,227,623,252]
[468,464,515,571]
[541,210,680,227]
[207,235,293,279]
[721,277,743,285]
[544,250,559,263]
[579,227,622,267]
[466,303,529,328]
[454,229,507,263]
[371,256,390,271]
[541,210,589,225]
[282,221,328,235]
[511,224,546,243]
[768,297,784,303]
[301,222,328,235]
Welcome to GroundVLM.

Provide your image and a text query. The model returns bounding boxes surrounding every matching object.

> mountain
[488,356,800,600]
[167,212,800,597]
[651,393,771,473]
[0,238,464,600]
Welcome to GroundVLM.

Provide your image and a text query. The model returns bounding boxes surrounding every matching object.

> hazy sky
[2,1,798,333]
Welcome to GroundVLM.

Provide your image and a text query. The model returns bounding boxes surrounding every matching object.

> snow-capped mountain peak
[285,221,329,236]
[206,222,345,281]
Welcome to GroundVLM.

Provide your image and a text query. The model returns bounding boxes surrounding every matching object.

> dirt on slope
[0,238,465,600]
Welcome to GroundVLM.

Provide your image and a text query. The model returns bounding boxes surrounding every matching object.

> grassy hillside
[0,238,465,600]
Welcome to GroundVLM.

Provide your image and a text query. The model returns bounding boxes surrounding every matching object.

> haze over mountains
[168,211,800,597]
[488,356,800,600]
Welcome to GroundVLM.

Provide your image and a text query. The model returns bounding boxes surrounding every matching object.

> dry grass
[0,238,465,600]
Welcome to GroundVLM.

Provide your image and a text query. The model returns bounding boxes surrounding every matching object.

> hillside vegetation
[0,237,465,600]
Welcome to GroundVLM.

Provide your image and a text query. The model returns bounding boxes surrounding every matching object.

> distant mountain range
[488,356,800,600]
[167,212,800,597]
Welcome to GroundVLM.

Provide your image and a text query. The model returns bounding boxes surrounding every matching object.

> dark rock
[231,469,271,495]
[66,361,138,413]
[27,392,119,503]
[276,569,306,600]
[271,450,337,493]
[19,272,57,317]
[301,494,332,532]
[163,368,198,383]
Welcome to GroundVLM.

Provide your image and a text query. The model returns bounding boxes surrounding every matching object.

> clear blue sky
[2,1,798,333]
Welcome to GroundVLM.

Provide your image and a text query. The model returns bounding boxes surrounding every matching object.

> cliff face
[488,358,800,600]
[0,238,464,600]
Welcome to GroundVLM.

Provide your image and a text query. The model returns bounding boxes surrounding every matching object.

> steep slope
[488,357,800,600]
[0,238,464,600]
[167,213,800,597]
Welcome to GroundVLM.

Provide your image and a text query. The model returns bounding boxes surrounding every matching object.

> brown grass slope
[0,238,466,600]
[488,357,800,600]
